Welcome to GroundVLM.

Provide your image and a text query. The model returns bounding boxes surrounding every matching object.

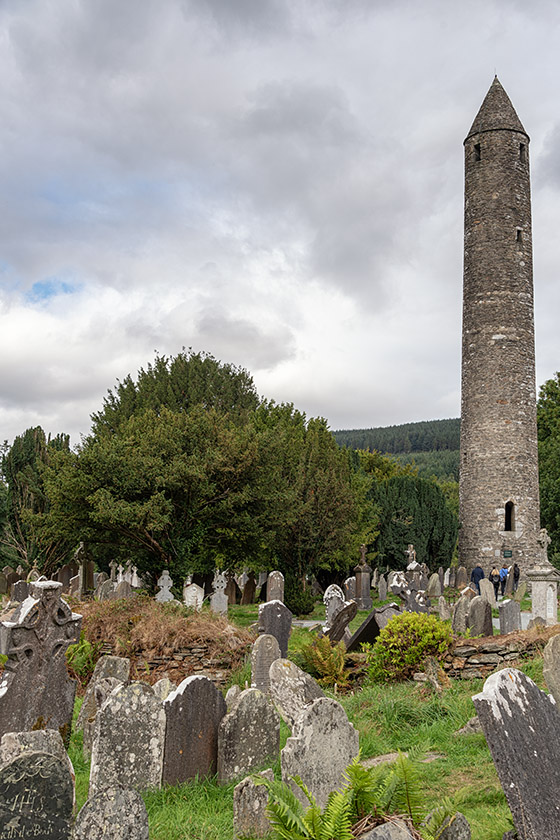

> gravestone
[498,599,521,635]
[0,730,71,777]
[438,596,451,622]
[83,677,123,757]
[233,769,273,839]
[0,752,74,840]
[217,688,280,784]
[241,573,256,605]
[73,784,149,840]
[354,545,373,610]
[10,579,29,602]
[438,813,472,840]
[76,655,131,733]
[377,574,388,601]
[448,568,456,589]
[451,595,470,635]
[266,571,284,603]
[374,603,400,629]
[443,568,451,588]
[109,560,118,582]
[96,579,117,601]
[323,584,345,627]
[257,601,292,658]
[371,568,379,589]
[438,566,445,588]
[269,659,325,728]
[0,581,81,743]
[89,682,166,796]
[456,566,468,590]
[543,633,560,705]
[153,677,175,702]
[427,573,441,599]
[0,573,7,596]
[467,596,493,637]
[343,576,356,601]
[225,684,241,711]
[155,569,174,602]
[130,565,142,588]
[251,634,281,694]
[183,582,204,611]
[114,580,134,600]
[324,599,357,643]
[479,577,495,606]
[225,573,240,606]
[504,568,515,597]
[210,572,229,615]
[346,609,381,652]
[513,580,527,603]
[473,668,560,838]
[281,698,359,808]
[163,675,227,785]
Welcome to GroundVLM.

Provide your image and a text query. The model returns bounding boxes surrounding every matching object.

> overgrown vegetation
[364,613,452,683]
[299,636,349,688]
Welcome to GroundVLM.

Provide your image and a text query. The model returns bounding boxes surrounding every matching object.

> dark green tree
[537,372,560,564]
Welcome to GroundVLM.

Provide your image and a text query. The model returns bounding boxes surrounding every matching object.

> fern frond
[318,791,353,840]
[263,778,310,840]
[383,752,424,826]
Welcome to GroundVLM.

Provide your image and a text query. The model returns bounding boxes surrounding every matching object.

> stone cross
[210,572,228,615]
[155,570,174,602]
[109,560,117,582]
[0,581,82,743]
[117,564,125,585]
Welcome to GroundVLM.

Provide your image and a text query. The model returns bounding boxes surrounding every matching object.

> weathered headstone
[83,677,123,757]
[153,677,175,702]
[217,688,280,784]
[473,668,560,839]
[438,596,451,622]
[467,595,493,637]
[269,659,325,728]
[438,813,472,840]
[183,582,204,610]
[89,682,166,796]
[0,581,81,743]
[512,580,527,603]
[0,730,71,775]
[155,569,174,602]
[451,595,470,635]
[96,579,117,601]
[427,573,442,599]
[281,697,359,808]
[343,576,356,601]
[448,568,456,589]
[163,675,227,785]
[443,568,451,588]
[354,546,373,610]
[324,599,357,643]
[0,573,7,596]
[251,634,281,694]
[114,580,134,600]
[374,603,400,629]
[543,633,560,705]
[323,584,345,627]
[456,566,468,590]
[257,601,292,658]
[76,655,131,733]
[377,574,388,601]
[241,573,256,605]
[479,577,496,606]
[498,599,521,635]
[225,684,242,711]
[504,568,515,597]
[0,752,74,840]
[73,784,149,840]
[10,579,29,602]
[266,571,284,603]
[346,609,381,652]
[233,769,273,839]
[210,572,229,615]
[225,573,241,605]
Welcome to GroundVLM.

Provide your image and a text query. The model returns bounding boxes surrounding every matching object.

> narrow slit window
[516,228,523,243]
[474,143,481,161]
[519,143,527,163]
[505,501,515,532]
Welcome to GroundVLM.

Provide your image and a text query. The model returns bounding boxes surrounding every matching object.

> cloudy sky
[1,0,560,446]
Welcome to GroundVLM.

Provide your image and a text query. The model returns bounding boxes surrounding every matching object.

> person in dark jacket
[513,563,520,593]
[470,563,485,594]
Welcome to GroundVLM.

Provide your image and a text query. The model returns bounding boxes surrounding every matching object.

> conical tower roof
[465,76,527,141]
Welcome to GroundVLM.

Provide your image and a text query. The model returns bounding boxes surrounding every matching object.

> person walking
[499,563,509,598]
[489,565,500,600]
[513,562,520,593]
[470,563,485,595]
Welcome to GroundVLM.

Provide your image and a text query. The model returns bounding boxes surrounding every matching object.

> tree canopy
[538,372,560,564]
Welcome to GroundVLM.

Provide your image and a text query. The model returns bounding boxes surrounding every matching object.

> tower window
[520,143,527,163]
[474,143,481,161]
[516,228,523,243]
[505,501,515,532]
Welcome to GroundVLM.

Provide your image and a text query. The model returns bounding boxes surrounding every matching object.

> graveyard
[1,562,560,840]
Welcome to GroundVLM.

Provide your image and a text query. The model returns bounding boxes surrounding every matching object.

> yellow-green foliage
[365,612,452,683]
[300,636,349,687]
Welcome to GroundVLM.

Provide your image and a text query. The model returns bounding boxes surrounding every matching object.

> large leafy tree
[537,372,560,564]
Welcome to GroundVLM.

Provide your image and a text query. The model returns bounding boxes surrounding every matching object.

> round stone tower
[459,77,540,574]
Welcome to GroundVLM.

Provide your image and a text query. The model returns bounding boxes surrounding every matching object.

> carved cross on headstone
[538,528,552,562]
[0,581,82,742]
[117,564,125,584]
[359,544,367,565]
[109,560,118,582]
[156,570,174,602]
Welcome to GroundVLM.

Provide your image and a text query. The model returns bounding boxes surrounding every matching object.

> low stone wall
[443,627,560,679]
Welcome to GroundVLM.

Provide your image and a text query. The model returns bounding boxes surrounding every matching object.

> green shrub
[364,612,452,683]
[300,636,349,688]
[66,632,102,688]
[284,575,316,616]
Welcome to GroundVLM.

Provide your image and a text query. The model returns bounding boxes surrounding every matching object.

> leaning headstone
[513,580,527,603]
[451,595,470,635]
[281,697,359,808]
[266,571,284,603]
[251,634,281,694]
[76,654,131,732]
[377,574,388,601]
[183,582,204,611]
[456,566,468,590]
[467,596,493,637]
[346,609,381,652]
[427,573,442,599]
[163,675,227,785]
[0,581,81,743]
[473,668,560,839]
[269,659,325,728]
[210,572,229,615]
[0,752,74,840]
[89,682,166,796]
[375,603,401,629]
[155,569,174,602]
[73,784,149,840]
[479,577,496,606]
[233,769,274,839]
[343,576,356,601]
[217,688,280,784]
[225,573,240,605]
[257,601,293,658]
[498,599,521,635]
[543,633,560,705]
[324,599,357,643]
